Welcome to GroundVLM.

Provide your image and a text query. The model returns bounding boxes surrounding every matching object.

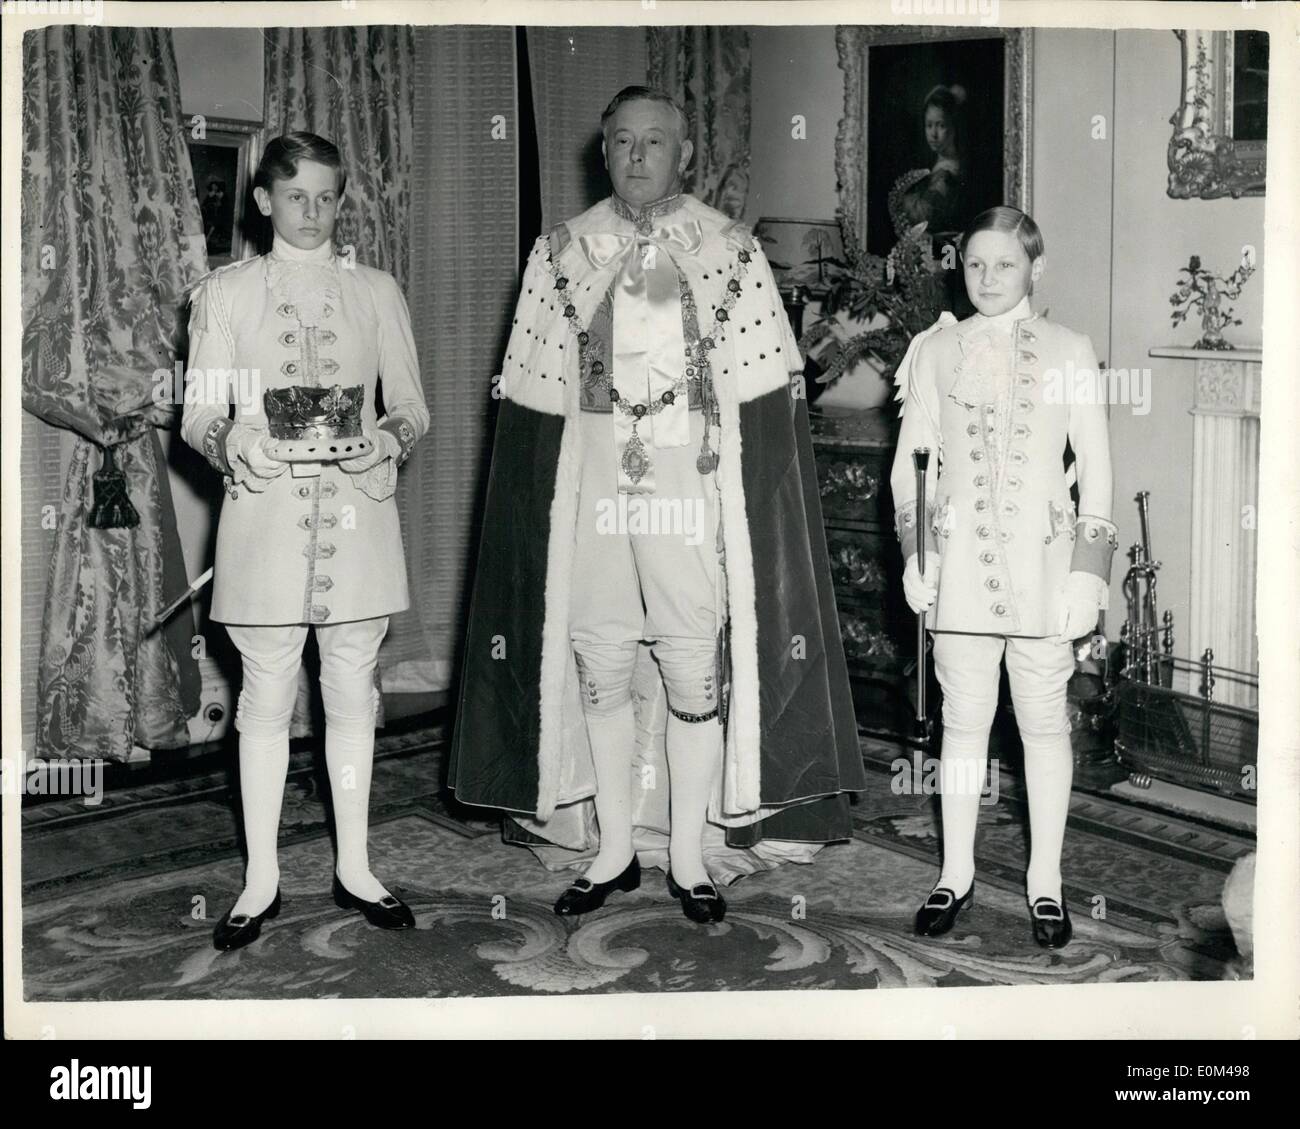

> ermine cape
[448,195,865,878]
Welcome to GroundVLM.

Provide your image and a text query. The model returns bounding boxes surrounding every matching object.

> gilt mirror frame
[834,24,1033,266]
[1167,30,1266,200]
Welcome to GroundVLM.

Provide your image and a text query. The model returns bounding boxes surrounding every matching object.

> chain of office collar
[546,241,753,474]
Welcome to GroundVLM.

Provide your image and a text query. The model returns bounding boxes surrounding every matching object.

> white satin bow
[579,219,704,492]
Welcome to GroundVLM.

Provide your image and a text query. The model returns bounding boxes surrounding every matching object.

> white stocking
[1022,733,1073,904]
[931,632,1002,898]
[665,713,722,888]
[583,699,637,884]
[317,617,389,903]
[231,729,290,917]
[1005,637,1077,906]
[326,709,387,902]
[936,725,990,897]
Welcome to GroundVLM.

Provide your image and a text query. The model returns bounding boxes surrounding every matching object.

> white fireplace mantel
[1150,345,1262,419]
[1150,345,1261,705]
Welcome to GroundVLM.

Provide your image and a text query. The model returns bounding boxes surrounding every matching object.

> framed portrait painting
[184,116,263,267]
[835,25,1032,268]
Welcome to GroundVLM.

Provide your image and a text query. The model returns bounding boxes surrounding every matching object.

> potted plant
[801,217,951,408]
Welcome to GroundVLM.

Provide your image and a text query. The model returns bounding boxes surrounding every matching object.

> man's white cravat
[579,218,704,493]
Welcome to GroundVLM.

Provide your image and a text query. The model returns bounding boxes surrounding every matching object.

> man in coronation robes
[449,87,865,923]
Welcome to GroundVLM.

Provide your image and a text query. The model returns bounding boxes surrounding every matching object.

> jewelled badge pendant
[621,427,651,485]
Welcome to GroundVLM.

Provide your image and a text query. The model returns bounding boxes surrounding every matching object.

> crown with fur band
[263,384,364,440]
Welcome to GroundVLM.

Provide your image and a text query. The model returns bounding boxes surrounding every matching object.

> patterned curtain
[263,27,414,287]
[21,26,207,761]
[647,26,752,218]
[526,27,647,231]
[262,26,433,691]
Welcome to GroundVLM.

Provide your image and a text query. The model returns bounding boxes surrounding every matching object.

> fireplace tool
[1114,490,1258,799]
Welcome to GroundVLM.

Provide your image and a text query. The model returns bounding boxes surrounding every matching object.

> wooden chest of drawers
[809,405,915,737]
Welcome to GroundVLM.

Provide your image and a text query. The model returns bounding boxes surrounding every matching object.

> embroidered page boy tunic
[181,242,429,626]
[890,297,1116,637]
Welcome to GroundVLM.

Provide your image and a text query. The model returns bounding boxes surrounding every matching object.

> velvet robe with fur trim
[448,195,864,867]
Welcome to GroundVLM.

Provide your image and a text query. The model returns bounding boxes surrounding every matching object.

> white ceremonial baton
[148,566,214,634]
[912,447,932,735]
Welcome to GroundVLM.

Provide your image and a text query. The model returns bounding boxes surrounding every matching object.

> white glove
[339,428,400,475]
[903,553,940,614]
[1054,570,1108,644]
[231,428,287,489]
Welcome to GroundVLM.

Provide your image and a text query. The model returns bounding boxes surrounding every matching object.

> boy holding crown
[181,132,429,950]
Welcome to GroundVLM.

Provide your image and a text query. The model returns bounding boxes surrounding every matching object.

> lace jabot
[952,296,1036,406]
[265,235,339,328]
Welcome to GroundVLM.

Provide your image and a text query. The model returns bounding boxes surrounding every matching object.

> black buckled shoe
[666,871,726,924]
[213,889,282,952]
[554,855,641,916]
[915,882,975,937]
[1030,896,1073,948]
[332,874,415,930]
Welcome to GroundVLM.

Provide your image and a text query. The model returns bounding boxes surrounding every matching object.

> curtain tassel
[89,444,140,529]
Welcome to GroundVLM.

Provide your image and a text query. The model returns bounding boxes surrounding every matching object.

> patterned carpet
[20,725,1250,999]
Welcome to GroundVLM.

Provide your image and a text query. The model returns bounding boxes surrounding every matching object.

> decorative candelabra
[1169,252,1256,351]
